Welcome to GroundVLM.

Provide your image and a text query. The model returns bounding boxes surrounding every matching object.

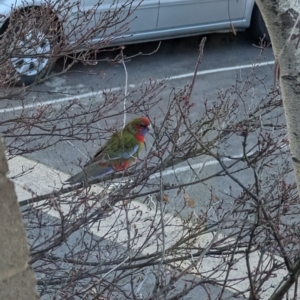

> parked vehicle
[0,0,270,85]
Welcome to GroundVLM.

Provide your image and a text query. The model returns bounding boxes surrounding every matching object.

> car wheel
[7,8,60,86]
[251,4,271,44]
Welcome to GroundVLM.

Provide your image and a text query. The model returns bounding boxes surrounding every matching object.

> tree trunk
[255,1,300,299]
[0,136,38,300]
[255,0,300,189]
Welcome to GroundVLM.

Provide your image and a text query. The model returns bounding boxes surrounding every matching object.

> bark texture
[255,1,300,299]
[256,0,300,188]
[0,136,38,300]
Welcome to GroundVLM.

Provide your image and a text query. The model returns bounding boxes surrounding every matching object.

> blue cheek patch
[141,127,149,136]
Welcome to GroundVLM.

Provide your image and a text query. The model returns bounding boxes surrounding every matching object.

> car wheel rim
[11,31,51,77]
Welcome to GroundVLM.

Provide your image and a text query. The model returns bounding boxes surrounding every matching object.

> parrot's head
[126,117,151,141]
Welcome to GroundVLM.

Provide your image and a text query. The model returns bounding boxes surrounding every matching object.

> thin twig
[187,37,206,100]
[120,47,128,127]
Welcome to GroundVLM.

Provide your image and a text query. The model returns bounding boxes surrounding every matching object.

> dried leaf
[213,194,219,201]
[163,194,170,203]
[184,193,195,207]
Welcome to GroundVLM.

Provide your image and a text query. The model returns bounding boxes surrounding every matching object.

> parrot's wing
[87,144,140,167]
[86,134,140,167]
[120,144,139,159]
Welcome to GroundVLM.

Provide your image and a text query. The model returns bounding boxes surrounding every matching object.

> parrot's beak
[147,124,152,132]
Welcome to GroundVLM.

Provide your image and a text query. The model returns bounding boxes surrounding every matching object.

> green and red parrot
[66,117,151,184]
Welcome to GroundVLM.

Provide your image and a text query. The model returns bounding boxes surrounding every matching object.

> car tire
[251,4,271,44]
[7,8,60,86]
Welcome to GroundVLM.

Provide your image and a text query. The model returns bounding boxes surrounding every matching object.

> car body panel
[157,0,246,29]
[63,0,159,43]
[0,0,256,46]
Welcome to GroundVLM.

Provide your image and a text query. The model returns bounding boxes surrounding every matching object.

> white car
[0,0,269,85]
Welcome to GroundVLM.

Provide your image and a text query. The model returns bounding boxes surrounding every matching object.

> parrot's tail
[66,165,114,184]
[65,171,87,184]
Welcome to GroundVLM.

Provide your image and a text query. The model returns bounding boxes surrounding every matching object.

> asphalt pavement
[4,31,282,299]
